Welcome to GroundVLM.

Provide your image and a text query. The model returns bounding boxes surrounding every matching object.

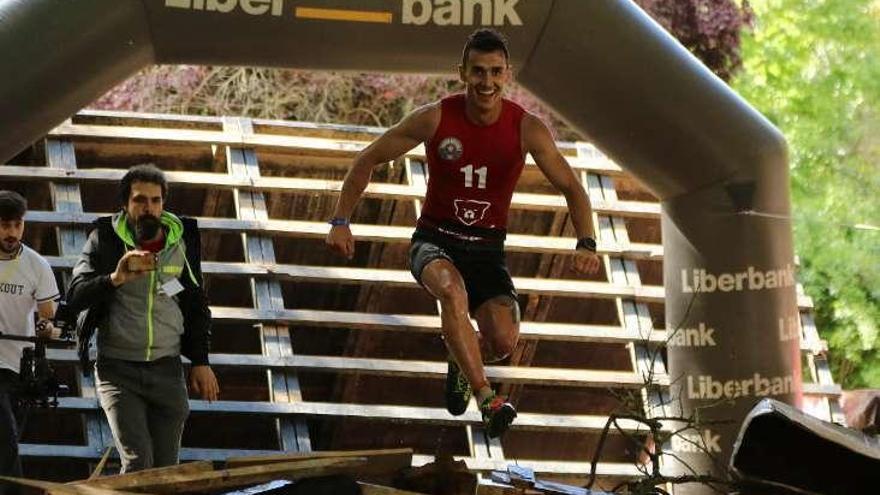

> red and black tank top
[418,94,526,238]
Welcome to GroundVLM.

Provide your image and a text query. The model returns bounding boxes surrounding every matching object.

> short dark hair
[0,191,27,221]
[461,29,510,67]
[119,164,168,206]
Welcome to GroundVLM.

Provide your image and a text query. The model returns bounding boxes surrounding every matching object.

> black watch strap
[575,236,597,253]
[328,217,350,227]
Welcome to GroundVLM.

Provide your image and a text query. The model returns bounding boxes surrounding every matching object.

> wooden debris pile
[1,449,607,495]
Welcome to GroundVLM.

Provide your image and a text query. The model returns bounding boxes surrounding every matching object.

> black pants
[409,228,517,314]
[0,369,21,495]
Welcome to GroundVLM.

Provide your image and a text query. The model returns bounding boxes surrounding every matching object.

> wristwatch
[575,236,597,253]
[328,217,350,227]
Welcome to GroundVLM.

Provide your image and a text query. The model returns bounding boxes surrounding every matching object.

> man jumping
[326,29,601,438]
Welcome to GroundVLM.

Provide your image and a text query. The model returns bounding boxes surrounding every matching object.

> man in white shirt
[0,191,59,493]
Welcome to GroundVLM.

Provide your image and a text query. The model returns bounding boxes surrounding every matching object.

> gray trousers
[95,356,190,473]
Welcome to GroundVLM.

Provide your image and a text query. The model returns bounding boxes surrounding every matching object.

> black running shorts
[409,228,517,314]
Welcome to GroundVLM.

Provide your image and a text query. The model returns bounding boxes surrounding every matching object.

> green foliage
[634,0,754,80]
[733,0,880,387]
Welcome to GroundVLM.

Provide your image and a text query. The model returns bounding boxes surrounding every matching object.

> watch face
[577,237,597,251]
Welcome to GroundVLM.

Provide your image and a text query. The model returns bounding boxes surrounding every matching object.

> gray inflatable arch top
[0,0,802,488]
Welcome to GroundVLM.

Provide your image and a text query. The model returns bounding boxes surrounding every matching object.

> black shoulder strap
[77,216,116,374]
[180,216,203,288]
[93,216,122,274]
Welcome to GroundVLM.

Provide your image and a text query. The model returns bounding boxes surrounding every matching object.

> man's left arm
[36,300,58,339]
[185,289,218,402]
[523,114,601,275]
[35,257,60,339]
[180,219,219,402]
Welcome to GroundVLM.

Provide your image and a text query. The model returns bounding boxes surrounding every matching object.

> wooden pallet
[0,110,839,487]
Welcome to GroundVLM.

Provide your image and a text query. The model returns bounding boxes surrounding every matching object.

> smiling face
[459,48,511,115]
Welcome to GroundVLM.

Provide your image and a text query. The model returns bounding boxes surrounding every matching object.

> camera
[0,301,75,409]
[16,341,68,408]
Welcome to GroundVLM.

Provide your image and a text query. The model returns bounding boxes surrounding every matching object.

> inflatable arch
[0,0,801,487]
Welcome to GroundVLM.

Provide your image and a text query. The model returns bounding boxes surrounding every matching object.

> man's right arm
[66,230,114,314]
[68,224,155,314]
[326,103,440,259]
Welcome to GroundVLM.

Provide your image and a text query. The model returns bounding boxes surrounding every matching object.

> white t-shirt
[0,244,60,373]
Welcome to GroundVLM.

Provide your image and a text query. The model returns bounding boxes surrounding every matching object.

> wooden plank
[75,109,226,126]
[70,110,625,173]
[200,142,230,259]
[64,110,534,157]
[801,314,835,383]
[0,477,139,495]
[594,171,670,469]
[50,122,372,157]
[0,166,660,218]
[575,141,623,174]
[40,255,669,303]
[30,301,663,344]
[18,444,643,478]
[281,352,663,387]
[86,304,819,351]
[222,263,667,302]
[333,159,408,439]
[414,454,647,478]
[225,116,311,453]
[213,308,661,343]
[502,177,569,405]
[225,448,412,479]
[71,461,214,489]
[29,299,823,350]
[48,122,622,174]
[44,349,666,388]
[286,264,665,301]
[801,383,843,397]
[19,444,278,460]
[23,210,661,260]
[72,109,381,143]
[801,312,846,420]
[45,137,114,463]
[469,426,505,466]
[51,397,663,434]
[83,457,366,494]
